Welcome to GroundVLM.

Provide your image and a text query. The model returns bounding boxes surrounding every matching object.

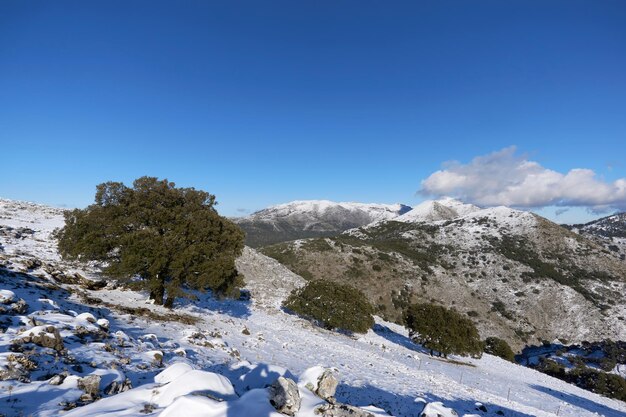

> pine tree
[403,303,483,358]
[57,177,245,307]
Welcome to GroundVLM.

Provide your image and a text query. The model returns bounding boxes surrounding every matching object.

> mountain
[565,212,626,262]
[234,200,412,247]
[261,202,626,350]
[394,197,481,223]
[1,197,626,416]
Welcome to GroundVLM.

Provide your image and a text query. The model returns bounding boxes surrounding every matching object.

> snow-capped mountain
[394,198,481,223]
[234,200,411,247]
[1,197,626,417]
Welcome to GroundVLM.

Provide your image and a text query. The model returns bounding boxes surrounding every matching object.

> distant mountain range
[250,198,626,349]
[233,200,411,247]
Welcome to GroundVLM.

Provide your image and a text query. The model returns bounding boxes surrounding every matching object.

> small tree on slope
[283,280,375,334]
[403,303,483,358]
[56,177,245,307]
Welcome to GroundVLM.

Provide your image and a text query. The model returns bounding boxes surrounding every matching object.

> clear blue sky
[1,1,625,222]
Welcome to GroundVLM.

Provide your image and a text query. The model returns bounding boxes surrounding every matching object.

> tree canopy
[283,280,375,334]
[403,303,483,358]
[57,177,245,307]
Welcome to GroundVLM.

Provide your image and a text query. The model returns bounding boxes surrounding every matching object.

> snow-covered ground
[1,198,625,417]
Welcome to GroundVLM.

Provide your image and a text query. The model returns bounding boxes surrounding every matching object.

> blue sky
[1,1,625,223]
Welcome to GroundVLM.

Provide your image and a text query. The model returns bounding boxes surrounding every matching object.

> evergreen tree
[57,177,245,307]
[283,280,374,334]
[484,336,516,362]
[403,303,483,358]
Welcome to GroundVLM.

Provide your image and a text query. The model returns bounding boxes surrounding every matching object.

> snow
[0,197,625,417]
[0,289,15,303]
[396,198,481,223]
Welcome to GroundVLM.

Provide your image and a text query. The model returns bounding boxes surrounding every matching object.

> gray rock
[315,403,375,417]
[316,369,338,401]
[78,374,101,402]
[11,299,28,314]
[268,376,301,416]
[105,378,132,395]
[49,373,67,385]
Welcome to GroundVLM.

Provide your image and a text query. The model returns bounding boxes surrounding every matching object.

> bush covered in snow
[283,280,374,333]
[404,303,483,358]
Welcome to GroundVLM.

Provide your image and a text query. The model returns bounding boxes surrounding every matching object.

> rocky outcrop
[14,326,64,351]
[268,376,301,416]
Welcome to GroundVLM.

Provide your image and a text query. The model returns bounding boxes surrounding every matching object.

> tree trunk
[150,283,165,305]
[164,295,175,309]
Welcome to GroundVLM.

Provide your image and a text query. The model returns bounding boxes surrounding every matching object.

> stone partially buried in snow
[268,376,301,416]
[0,289,15,304]
[315,403,376,417]
[420,402,458,417]
[155,369,238,407]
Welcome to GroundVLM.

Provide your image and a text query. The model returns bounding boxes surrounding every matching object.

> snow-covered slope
[1,198,626,417]
[234,200,411,247]
[566,212,626,263]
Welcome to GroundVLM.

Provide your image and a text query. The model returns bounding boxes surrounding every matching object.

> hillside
[233,200,411,247]
[565,213,626,262]
[2,197,626,416]
[261,204,626,350]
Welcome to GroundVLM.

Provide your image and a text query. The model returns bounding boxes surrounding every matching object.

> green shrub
[484,337,516,362]
[403,303,483,358]
[283,280,374,334]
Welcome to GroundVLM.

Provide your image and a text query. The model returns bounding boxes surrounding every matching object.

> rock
[96,318,110,330]
[11,299,28,314]
[21,258,42,270]
[76,312,97,323]
[105,378,132,395]
[315,403,375,417]
[419,402,458,417]
[316,369,338,401]
[0,354,36,382]
[31,326,64,351]
[78,374,101,402]
[268,376,301,416]
[49,373,67,385]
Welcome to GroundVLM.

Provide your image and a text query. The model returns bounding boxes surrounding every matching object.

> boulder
[316,369,338,401]
[78,374,101,402]
[268,376,301,416]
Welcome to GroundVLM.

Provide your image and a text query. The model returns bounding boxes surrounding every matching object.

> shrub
[57,177,245,306]
[484,337,516,362]
[403,303,483,358]
[283,280,374,333]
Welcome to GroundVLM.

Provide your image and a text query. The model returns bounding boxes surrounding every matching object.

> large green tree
[403,303,483,358]
[57,177,245,307]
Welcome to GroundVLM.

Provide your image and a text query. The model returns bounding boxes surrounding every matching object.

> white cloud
[420,147,626,211]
